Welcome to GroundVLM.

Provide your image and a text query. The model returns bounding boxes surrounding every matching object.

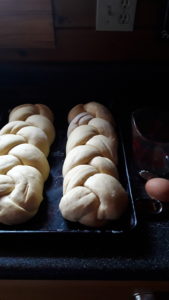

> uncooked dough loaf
[59,101,128,227]
[0,103,55,225]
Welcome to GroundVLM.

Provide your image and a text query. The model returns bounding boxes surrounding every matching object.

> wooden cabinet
[0,0,169,61]
[0,0,55,48]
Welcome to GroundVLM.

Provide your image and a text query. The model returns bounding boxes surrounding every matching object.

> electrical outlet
[96,0,137,31]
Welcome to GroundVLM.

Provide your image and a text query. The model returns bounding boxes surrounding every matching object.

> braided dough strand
[0,103,55,225]
[59,101,128,227]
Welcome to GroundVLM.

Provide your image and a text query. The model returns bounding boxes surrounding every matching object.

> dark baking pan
[0,104,137,236]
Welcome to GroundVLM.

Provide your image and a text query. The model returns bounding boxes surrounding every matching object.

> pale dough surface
[0,103,55,225]
[59,101,128,227]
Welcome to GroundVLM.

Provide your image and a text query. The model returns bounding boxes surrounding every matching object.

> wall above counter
[0,0,169,62]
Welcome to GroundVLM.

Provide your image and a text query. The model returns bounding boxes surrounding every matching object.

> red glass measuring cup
[132,108,169,178]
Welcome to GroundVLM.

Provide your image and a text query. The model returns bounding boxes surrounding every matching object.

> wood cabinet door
[0,0,55,48]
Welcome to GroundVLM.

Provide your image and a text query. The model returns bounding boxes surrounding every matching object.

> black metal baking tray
[0,104,137,236]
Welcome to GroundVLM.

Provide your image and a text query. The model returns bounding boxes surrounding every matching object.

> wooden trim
[0,29,168,62]
[0,280,168,300]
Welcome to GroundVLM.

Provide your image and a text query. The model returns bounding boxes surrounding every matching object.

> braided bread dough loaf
[59,101,128,227]
[0,103,55,225]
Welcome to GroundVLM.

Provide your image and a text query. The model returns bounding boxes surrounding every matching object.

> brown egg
[145,178,169,202]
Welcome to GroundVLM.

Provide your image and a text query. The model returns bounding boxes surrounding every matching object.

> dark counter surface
[0,62,169,280]
[0,218,169,280]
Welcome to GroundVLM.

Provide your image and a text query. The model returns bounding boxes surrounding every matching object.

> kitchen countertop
[0,217,169,280]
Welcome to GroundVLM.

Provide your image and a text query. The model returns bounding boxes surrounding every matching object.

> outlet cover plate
[96,0,137,31]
